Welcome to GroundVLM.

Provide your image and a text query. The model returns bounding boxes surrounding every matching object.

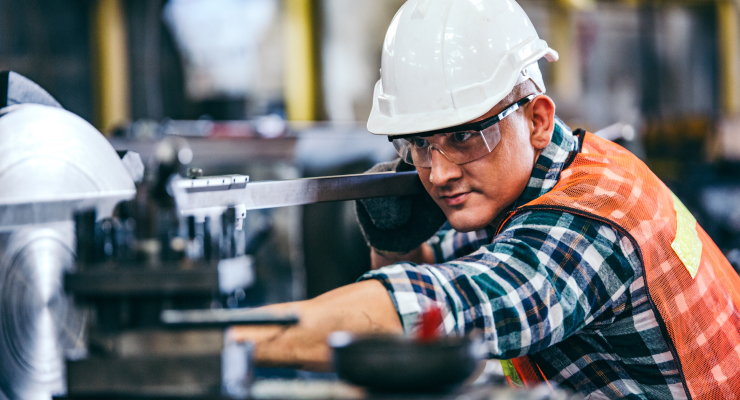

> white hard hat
[367,0,559,136]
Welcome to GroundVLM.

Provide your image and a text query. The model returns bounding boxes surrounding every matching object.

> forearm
[228,280,402,371]
[371,243,435,270]
[362,214,640,359]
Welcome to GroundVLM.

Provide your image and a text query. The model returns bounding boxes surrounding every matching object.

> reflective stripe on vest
[500,357,551,390]
[498,132,740,399]
[500,359,524,387]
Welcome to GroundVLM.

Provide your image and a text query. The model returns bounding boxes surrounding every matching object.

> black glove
[355,158,447,254]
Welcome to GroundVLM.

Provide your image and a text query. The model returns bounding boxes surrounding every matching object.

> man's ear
[528,95,555,151]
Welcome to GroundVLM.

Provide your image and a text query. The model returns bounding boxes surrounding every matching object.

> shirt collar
[512,116,578,208]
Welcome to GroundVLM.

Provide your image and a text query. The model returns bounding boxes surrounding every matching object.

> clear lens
[391,123,501,167]
[391,137,415,165]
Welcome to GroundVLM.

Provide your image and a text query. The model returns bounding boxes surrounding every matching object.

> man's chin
[445,211,495,233]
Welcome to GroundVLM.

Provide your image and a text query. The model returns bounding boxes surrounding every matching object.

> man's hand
[228,280,402,371]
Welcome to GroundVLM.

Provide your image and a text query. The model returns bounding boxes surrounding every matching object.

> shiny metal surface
[160,308,299,328]
[0,105,135,400]
[0,224,86,400]
[174,171,424,214]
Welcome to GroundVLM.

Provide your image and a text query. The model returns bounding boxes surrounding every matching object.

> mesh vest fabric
[501,132,740,399]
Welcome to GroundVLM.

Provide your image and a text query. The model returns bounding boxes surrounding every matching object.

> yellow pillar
[91,0,130,134]
[557,0,595,12]
[549,0,594,105]
[549,5,580,105]
[717,0,740,116]
[283,0,317,122]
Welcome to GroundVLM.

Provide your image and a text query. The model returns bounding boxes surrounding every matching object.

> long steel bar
[0,172,423,228]
[161,308,299,328]
[175,171,423,211]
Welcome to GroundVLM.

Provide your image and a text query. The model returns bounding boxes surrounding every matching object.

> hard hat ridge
[368,0,558,136]
[516,62,547,94]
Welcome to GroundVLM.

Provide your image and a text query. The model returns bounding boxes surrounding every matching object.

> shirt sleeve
[360,210,641,360]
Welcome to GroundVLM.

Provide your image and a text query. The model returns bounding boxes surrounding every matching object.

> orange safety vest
[499,131,740,399]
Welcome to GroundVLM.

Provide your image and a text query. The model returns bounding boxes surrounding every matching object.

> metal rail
[0,171,423,228]
[174,171,423,212]
[161,308,299,328]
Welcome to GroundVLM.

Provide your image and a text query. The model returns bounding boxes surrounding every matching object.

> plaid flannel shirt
[360,119,688,399]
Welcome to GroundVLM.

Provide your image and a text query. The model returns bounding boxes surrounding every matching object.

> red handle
[416,304,443,342]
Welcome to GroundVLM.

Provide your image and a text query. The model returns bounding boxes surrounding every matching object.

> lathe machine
[0,72,575,400]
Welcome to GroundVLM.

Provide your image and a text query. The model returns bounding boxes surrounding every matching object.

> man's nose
[428,148,462,187]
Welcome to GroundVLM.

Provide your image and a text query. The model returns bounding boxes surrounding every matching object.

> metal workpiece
[160,308,299,328]
[0,224,87,400]
[174,171,424,214]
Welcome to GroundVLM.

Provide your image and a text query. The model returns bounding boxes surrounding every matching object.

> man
[232,0,740,398]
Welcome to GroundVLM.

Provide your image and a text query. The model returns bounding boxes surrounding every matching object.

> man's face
[416,102,543,232]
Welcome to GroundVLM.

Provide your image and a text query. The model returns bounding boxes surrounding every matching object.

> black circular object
[330,332,480,392]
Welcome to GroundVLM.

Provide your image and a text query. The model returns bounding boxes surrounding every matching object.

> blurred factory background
[2,0,740,303]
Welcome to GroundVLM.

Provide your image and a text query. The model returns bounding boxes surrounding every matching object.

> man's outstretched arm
[228,279,402,371]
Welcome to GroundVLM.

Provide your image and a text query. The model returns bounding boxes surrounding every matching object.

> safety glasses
[390,95,535,167]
